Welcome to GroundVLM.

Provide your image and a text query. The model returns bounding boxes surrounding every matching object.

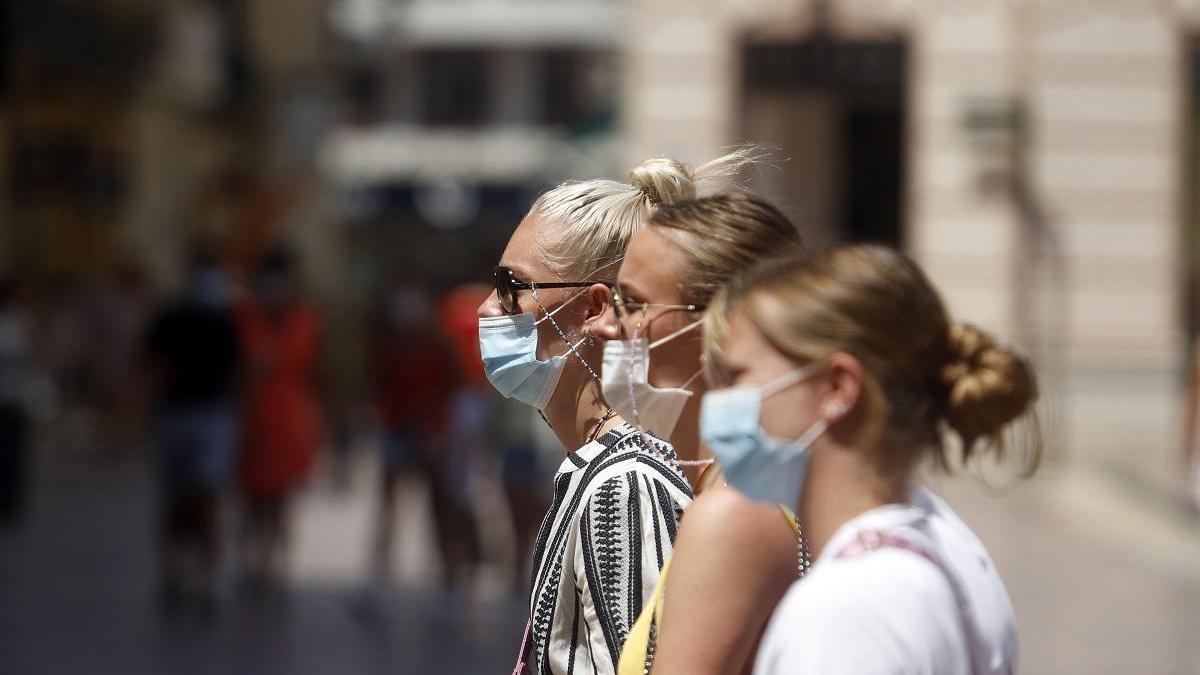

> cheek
[759,388,823,440]
[535,318,565,359]
[647,339,702,388]
[535,307,586,359]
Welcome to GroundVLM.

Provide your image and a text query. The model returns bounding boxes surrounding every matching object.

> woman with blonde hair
[599,193,810,675]
[702,245,1037,674]
[477,151,752,675]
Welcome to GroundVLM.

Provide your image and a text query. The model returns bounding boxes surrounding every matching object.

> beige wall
[1026,4,1183,482]
[742,91,843,252]
[622,0,1188,489]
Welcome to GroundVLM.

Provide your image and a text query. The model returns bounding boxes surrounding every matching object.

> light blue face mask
[699,363,829,506]
[478,297,588,411]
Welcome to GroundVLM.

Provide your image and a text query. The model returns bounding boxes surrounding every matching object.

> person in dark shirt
[144,251,241,616]
[0,277,31,527]
[366,283,462,587]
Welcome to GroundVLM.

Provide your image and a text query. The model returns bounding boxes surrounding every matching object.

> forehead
[500,213,559,280]
[618,226,687,301]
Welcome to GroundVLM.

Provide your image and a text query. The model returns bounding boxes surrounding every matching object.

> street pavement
[0,455,526,675]
[1,448,1198,674]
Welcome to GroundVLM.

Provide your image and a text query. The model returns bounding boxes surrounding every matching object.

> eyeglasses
[492,266,608,315]
[612,285,705,329]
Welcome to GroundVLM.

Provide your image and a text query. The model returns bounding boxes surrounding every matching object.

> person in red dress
[236,246,323,593]
[367,281,462,586]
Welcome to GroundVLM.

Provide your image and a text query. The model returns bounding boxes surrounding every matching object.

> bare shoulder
[673,486,798,578]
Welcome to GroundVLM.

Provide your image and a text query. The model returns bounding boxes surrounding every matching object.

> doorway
[740,38,907,250]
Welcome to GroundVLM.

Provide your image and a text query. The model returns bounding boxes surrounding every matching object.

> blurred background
[1,0,1199,673]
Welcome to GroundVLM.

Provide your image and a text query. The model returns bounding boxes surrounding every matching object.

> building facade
[622,0,1191,492]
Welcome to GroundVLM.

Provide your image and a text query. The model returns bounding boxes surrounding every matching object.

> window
[419,50,490,126]
[539,49,615,130]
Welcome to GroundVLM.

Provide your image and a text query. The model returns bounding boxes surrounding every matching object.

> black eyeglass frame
[492,266,610,315]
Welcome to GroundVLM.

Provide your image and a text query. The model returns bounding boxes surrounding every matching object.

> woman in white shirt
[699,245,1037,675]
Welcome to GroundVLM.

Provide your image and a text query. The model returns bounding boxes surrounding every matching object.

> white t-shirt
[753,487,1017,675]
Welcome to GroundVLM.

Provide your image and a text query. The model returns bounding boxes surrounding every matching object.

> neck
[798,441,910,559]
[542,363,620,453]
[670,396,709,488]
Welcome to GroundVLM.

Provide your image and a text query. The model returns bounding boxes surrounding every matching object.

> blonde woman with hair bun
[592,191,810,675]
[694,245,1038,675]
[476,151,756,675]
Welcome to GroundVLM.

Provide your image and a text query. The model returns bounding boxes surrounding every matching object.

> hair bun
[629,158,696,206]
[941,323,1038,448]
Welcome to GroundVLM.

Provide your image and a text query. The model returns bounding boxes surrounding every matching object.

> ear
[582,283,615,336]
[822,351,863,423]
[592,288,623,340]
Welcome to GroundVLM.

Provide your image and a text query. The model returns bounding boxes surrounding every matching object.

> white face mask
[601,319,703,438]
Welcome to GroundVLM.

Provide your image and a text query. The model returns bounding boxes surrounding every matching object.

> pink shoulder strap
[836,529,938,565]
[835,529,1001,675]
[511,620,531,675]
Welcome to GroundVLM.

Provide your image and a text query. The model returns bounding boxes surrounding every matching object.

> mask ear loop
[648,318,704,351]
[778,418,828,456]
[628,314,702,431]
[627,336,715,469]
[669,355,716,465]
[761,361,823,399]
[531,285,602,383]
[626,316,715,469]
[677,367,704,391]
[760,361,832,456]
[532,287,588,326]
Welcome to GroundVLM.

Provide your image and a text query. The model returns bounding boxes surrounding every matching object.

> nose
[593,302,623,340]
[477,289,505,319]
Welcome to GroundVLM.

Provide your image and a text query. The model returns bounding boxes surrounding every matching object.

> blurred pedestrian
[144,249,241,615]
[0,277,32,527]
[491,394,553,593]
[367,281,461,586]
[443,282,560,593]
[699,246,1037,675]
[96,261,154,457]
[236,246,323,594]
[434,284,495,585]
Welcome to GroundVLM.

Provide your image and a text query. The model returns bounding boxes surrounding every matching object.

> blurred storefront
[3,0,1196,496]
[622,0,1192,493]
[320,0,619,286]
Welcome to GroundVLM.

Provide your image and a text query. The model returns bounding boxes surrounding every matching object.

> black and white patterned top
[524,422,693,675]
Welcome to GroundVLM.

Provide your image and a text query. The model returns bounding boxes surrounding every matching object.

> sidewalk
[0,455,525,675]
[928,463,1200,675]
[2,450,1197,674]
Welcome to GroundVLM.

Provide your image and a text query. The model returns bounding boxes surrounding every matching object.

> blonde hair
[706,245,1040,473]
[647,193,803,368]
[533,147,765,282]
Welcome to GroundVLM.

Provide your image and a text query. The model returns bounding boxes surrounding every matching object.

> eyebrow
[617,279,648,302]
[499,262,537,282]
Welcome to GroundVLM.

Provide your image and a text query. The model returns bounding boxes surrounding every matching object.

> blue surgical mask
[478,299,587,410]
[699,363,828,505]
